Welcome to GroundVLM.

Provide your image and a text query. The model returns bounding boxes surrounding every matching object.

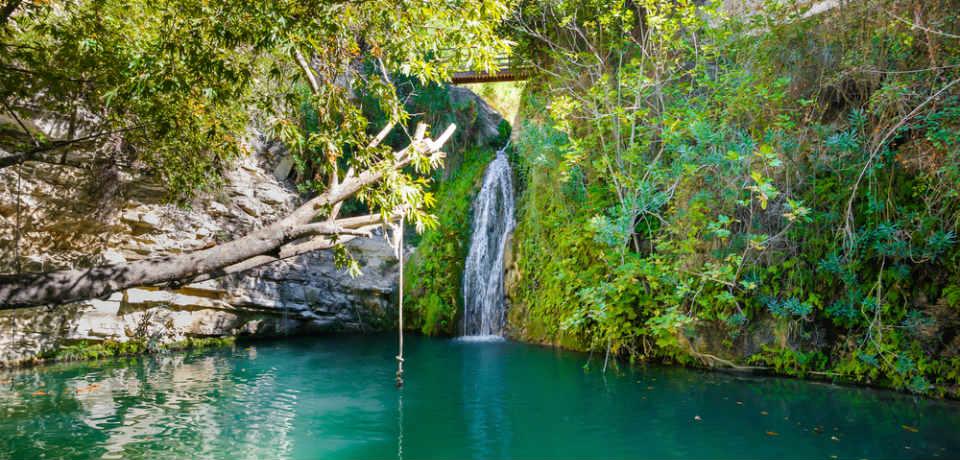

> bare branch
[0,123,457,309]
[289,223,372,240]
[294,48,321,94]
[843,77,960,242]
[369,122,395,149]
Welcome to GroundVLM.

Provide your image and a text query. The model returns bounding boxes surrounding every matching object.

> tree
[0,0,513,308]
[0,122,453,308]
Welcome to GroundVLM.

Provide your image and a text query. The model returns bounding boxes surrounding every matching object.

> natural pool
[1,334,958,459]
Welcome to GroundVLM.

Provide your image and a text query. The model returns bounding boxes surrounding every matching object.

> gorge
[2,0,960,458]
[461,145,515,338]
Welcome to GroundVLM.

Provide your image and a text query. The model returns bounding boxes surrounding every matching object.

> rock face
[0,85,507,366]
[426,85,510,178]
[0,236,401,366]
[0,126,401,366]
[447,86,506,148]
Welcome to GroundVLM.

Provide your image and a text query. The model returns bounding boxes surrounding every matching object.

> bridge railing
[451,54,532,84]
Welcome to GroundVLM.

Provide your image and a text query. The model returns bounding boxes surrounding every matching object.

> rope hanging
[394,213,405,388]
[14,160,22,274]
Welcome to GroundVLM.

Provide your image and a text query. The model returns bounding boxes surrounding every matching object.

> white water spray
[462,146,515,337]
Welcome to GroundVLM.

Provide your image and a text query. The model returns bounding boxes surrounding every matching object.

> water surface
[1,335,957,459]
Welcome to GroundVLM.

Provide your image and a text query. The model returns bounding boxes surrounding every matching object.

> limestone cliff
[0,132,401,366]
[0,84,505,366]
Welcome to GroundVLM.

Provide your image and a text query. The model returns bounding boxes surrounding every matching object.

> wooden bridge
[451,55,532,84]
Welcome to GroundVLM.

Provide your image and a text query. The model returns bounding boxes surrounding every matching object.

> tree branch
[294,48,321,94]
[0,123,455,309]
[289,223,372,240]
[0,125,145,170]
[183,221,385,286]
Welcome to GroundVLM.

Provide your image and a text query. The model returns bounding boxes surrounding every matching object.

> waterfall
[462,146,515,337]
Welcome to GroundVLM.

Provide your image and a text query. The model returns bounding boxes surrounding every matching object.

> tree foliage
[0,0,514,306]
[506,0,960,396]
[1,0,513,200]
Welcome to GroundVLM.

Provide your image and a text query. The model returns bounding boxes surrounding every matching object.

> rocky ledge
[0,84,505,366]
[0,126,401,366]
[0,235,401,366]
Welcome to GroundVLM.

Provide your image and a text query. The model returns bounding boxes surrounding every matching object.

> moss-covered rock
[403,148,496,335]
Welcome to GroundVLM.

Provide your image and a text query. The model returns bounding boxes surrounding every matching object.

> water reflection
[0,348,298,459]
[460,340,510,460]
[395,392,404,460]
[0,335,958,460]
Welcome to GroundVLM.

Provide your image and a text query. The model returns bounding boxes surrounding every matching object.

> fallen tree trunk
[0,123,455,309]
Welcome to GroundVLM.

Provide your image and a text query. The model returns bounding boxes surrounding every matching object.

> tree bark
[0,123,455,309]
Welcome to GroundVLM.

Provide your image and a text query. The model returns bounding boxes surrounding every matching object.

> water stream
[461,146,515,337]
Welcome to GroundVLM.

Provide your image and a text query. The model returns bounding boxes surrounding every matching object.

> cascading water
[462,145,516,337]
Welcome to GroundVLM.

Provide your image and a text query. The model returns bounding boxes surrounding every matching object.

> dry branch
[0,123,456,309]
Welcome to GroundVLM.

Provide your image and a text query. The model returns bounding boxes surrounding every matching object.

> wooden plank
[451,69,532,84]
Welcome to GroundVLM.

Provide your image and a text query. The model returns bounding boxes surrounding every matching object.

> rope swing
[393,213,405,388]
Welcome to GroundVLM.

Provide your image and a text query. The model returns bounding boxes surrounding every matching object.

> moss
[404,147,496,335]
[52,340,148,362]
[162,336,236,352]
[49,336,235,363]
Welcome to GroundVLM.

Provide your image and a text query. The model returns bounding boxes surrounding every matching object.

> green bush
[503,0,960,397]
[51,336,235,363]
[404,148,496,335]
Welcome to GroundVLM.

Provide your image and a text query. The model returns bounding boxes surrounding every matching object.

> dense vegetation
[404,147,496,335]
[0,0,514,307]
[1,0,511,201]
[496,0,960,396]
[3,0,959,400]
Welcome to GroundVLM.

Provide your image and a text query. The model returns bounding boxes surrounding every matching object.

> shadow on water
[1,334,958,459]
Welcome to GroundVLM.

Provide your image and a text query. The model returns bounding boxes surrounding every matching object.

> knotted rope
[392,213,405,388]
